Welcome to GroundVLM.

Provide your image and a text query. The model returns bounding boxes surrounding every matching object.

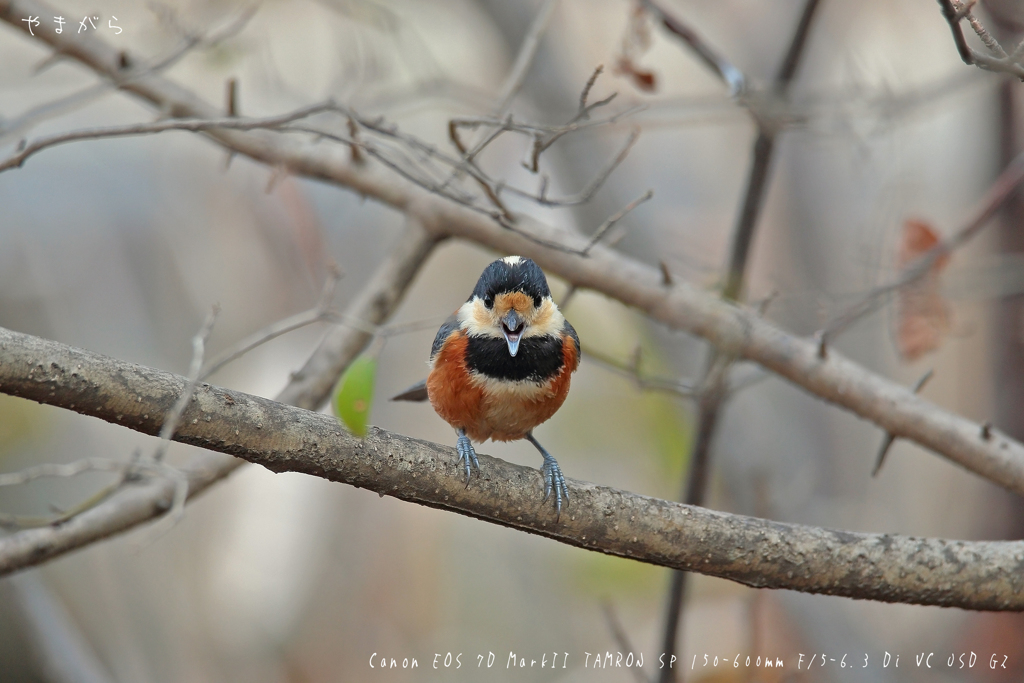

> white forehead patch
[501,255,523,266]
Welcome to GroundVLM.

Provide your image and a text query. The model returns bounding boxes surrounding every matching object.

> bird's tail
[390,379,429,402]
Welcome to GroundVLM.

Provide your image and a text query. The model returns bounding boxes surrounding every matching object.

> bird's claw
[456,432,480,485]
[540,453,569,516]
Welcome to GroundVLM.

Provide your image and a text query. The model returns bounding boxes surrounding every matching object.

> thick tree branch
[0,220,436,569]
[3,2,1024,524]
[0,327,1022,610]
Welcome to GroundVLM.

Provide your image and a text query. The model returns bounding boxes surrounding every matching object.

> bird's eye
[483,295,494,309]
[533,295,542,308]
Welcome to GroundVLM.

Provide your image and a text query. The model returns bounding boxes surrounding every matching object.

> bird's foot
[540,452,569,516]
[455,431,480,485]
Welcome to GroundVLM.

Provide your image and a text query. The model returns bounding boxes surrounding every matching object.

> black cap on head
[470,256,550,306]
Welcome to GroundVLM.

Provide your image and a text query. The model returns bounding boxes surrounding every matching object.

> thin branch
[0,455,179,531]
[641,0,746,96]
[0,4,257,145]
[440,0,556,199]
[579,65,605,115]
[493,0,558,117]
[583,189,653,254]
[773,0,823,91]
[447,119,514,220]
[505,128,640,207]
[602,602,650,683]
[200,270,444,381]
[873,369,934,477]
[936,0,1024,78]
[0,104,338,173]
[200,268,340,379]
[153,306,218,462]
[0,84,110,145]
[584,347,696,399]
[962,4,1006,58]
[1,327,1023,611]
[939,0,975,64]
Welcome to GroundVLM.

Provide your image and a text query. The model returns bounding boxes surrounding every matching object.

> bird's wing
[430,315,461,360]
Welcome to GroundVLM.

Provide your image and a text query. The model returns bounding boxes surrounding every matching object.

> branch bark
[0,327,1022,610]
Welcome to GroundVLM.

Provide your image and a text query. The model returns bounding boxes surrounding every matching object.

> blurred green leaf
[0,395,47,464]
[332,354,377,438]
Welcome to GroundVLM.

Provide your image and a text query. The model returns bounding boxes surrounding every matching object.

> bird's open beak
[501,310,524,357]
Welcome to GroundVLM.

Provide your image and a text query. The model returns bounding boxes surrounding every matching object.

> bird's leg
[525,432,569,514]
[455,428,480,484]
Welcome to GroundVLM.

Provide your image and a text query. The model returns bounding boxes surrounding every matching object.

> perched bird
[393,256,580,512]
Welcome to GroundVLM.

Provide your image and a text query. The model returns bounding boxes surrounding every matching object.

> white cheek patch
[458,299,503,339]
[522,297,565,338]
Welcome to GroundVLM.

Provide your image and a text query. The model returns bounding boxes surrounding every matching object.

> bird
[392,256,580,512]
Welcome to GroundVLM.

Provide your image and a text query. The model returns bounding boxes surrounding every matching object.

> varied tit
[393,256,580,512]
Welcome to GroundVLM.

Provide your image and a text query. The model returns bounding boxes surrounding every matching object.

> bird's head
[458,256,564,357]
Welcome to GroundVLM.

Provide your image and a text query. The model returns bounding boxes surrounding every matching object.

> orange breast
[427,331,489,440]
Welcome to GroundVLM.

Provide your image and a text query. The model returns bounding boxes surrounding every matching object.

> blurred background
[2,0,1024,680]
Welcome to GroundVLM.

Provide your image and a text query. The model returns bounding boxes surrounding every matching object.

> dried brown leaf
[895,219,952,361]
[613,2,658,93]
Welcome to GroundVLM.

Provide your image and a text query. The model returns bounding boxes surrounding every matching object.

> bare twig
[440,0,556,199]
[200,269,444,381]
[583,190,653,254]
[201,267,341,379]
[0,455,179,531]
[0,4,257,145]
[0,104,338,173]
[937,0,1024,77]
[447,119,514,220]
[152,306,219,463]
[579,65,605,114]
[939,0,975,64]
[872,369,935,477]
[641,0,746,96]
[507,129,640,207]
[493,0,558,117]
[602,602,650,683]
[584,347,696,399]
